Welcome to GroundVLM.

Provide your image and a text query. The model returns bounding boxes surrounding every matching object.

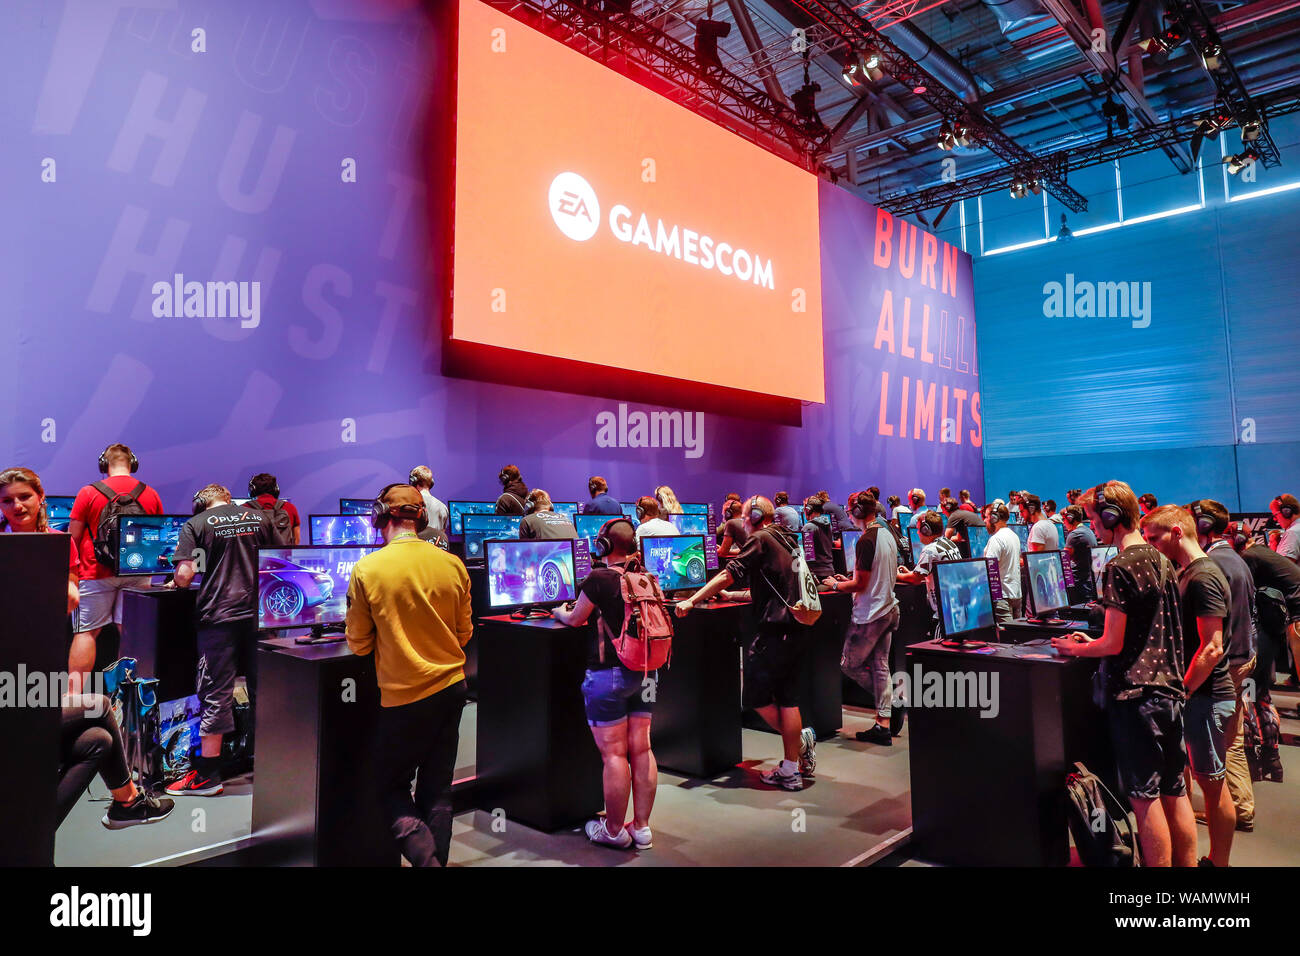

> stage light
[1201,42,1222,71]
[1057,213,1073,241]
[1102,94,1129,131]
[1029,179,1042,195]
[694,17,731,71]
[1138,20,1185,56]
[1225,148,1259,176]
[1191,105,1234,162]
[951,120,972,148]
[862,46,881,71]
[792,80,826,135]
[1009,180,1028,199]
[936,121,955,151]
[842,61,861,87]
[1241,120,1262,143]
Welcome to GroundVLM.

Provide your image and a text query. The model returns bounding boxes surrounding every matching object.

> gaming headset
[1189,501,1224,537]
[525,491,540,515]
[593,517,635,559]
[1093,484,1124,531]
[192,489,206,515]
[371,483,429,533]
[991,502,1010,523]
[850,493,875,521]
[248,474,279,499]
[98,444,139,475]
[1274,495,1296,520]
[499,466,519,488]
[408,467,433,489]
[747,496,765,526]
[918,511,944,537]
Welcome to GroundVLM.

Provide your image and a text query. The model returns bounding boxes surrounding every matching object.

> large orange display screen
[453,0,825,403]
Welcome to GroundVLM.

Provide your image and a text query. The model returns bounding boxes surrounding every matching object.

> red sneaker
[164,769,224,796]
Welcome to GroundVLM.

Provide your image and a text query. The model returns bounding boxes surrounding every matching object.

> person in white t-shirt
[408,466,449,537]
[897,510,961,631]
[634,495,677,542]
[984,502,1023,623]
[1022,494,1057,553]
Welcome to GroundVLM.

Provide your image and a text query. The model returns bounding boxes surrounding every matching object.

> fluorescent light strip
[981,235,1055,257]
[981,202,1204,257]
[1228,180,1300,202]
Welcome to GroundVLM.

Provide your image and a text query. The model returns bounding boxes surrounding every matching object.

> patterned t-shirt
[1098,544,1186,702]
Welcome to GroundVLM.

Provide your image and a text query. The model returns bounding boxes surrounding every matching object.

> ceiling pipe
[886,19,983,102]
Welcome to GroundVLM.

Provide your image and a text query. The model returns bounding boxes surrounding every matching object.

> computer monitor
[621,502,639,520]
[1025,550,1069,621]
[258,546,377,629]
[1092,546,1119,591]
[116,515,190,576]
[966,525,990,559]
[639,534,717,593]
[842,529,863,575]
[45,495,75,532]
[1011,524,1031,550]
[574,512,618,546]
[551,502,578,521]
[667,512,710,536]
[933,558,997,646]
[339,498,372,515]
[484,539,579,609]
[1054,523,1068,549]
[447,501,497,535]
[462,513,521,560]
[310,514,382,546]
[679,503,708,515]
[897,510,915,531]
[907,526,923,562]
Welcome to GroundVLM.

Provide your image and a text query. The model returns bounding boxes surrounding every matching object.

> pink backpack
[596,561,675,674]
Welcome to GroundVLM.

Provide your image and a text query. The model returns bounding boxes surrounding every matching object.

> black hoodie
[495,479,530,515]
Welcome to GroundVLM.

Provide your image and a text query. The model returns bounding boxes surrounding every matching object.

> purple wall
[1,0,981,517]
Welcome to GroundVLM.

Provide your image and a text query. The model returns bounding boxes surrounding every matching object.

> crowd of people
[3,446,1298,869]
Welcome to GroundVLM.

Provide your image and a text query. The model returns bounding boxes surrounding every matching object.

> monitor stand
[940,637,987,649]
[1028,614,1068,627]
[295,623,347,645]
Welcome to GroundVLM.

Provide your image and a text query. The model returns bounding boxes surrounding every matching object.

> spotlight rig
[693,1,731,72]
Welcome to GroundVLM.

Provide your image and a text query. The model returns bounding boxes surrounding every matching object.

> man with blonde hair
[1052,481,1195,866]
[1141,505,1237,866]
[408,465,448,537]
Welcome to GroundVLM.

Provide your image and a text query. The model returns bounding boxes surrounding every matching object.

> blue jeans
[841,607,900,719]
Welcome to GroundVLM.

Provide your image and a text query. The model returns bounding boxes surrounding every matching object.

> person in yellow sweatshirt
[346,483,473,867]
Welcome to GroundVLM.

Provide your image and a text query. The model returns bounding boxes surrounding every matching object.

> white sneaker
[760,765,804,791]
[629,824,653,849]
[584,818,633,849]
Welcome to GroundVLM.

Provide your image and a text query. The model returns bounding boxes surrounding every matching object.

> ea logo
[548,172,600,241]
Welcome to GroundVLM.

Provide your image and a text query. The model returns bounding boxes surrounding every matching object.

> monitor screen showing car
[484,539,578,609]
[258,546,377,629]
[640,534,713,592]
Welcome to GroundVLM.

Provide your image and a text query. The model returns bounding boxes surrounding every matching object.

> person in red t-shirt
[958,489,978,512]
[67,443,164,693]
[247,472,300,544]
[0,466,80,615]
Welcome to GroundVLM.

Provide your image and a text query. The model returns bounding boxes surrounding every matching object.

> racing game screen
[485,539,578,609]
[462,513,522,560]
[448,501,497,535]
[117,515,190,576]
[258,546,378,629]
[640,534,713,592]
[667,512,710,536]
[338,498,372,515]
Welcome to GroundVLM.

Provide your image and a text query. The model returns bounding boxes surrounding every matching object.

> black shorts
[743,625,808,710]
[1107,694,1188,801]
[196,619,257,737]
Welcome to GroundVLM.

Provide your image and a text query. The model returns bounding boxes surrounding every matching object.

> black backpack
[246,498,294,546]
[1065,761,1141,867]
[91,480,149,569]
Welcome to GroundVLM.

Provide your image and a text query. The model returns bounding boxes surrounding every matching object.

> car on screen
[259,556,335,621]
[494,553,575,603]
[670,540,708,584]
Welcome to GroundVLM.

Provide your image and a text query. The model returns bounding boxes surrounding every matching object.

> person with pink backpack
[551,517,672,850]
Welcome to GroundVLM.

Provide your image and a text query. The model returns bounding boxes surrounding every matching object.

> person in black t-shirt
[1052,480,1195,867]
[1062,505,1098,603]
[801,496,835,579]
[942,497,984,557]
[1192,500,1258,828]
[493,464,529,515]
[678,495,816,791]
[818,491,849,535]
[168,484,273,797]
[1142,505,1237,866]
[551,517,656,851]
[716,498,749,559]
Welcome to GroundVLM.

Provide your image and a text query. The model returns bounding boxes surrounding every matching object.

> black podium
[906,638,1111,866]
[474,615,603,831]
[1,533,69,866]
[251,637,397,866]
[119,586,198,703]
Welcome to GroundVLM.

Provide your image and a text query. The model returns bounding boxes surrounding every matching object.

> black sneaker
[102,791,175,830]
[856,724,892,746]
[1198,856,1215,867]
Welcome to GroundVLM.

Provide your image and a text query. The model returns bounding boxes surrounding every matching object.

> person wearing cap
[346,484,474,867]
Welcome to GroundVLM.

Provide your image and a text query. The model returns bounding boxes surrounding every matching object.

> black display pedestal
[652,600,744,778]
[906,637,1111,866]
[1,533,68,865]
[251,637,397,866]
[798,590,850,738]
[119,586,198,703]
[474,615,602,831]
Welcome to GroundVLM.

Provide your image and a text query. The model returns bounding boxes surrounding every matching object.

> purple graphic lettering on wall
[2,0,981,517]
